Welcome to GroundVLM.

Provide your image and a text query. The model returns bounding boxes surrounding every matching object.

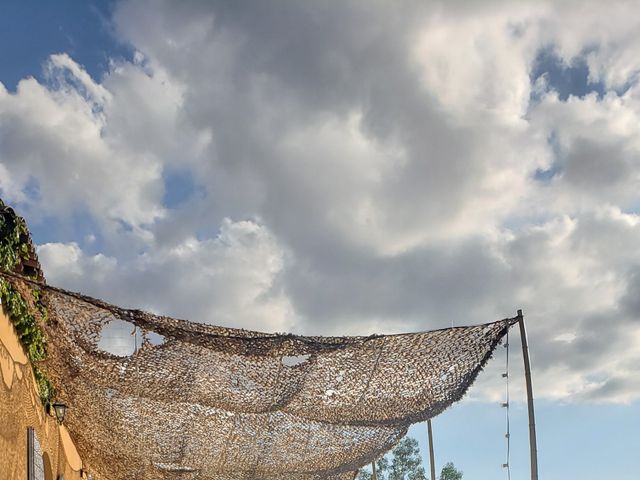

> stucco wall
[0,306,84,480]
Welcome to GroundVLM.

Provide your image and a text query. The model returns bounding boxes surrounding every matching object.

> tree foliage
[356,437,464,480]
[357,437,427,480]
[439,462,463,480]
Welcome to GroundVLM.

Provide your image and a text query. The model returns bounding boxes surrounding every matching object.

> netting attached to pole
[1,271,516,480]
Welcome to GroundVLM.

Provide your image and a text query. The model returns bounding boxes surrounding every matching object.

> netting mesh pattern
[5,275,515,480]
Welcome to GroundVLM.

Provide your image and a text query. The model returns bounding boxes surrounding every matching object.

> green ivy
[0,203,30,272]
[32,288,49,324]
[0,200,54,406]
[33,366,55,406]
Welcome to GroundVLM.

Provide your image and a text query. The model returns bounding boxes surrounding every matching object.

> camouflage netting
[3,274,516,480]
[0,204,517,479]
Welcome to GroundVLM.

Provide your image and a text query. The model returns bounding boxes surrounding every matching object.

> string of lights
[502,328,512,480]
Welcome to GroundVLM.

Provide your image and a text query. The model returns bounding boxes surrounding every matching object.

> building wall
[0,307,84,480]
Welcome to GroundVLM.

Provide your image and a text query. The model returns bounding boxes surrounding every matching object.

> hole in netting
[147,331,165,346]
[439,365,456,381]
[281,354,311,367]
[154,463,197,472]
[323,389,338,400]
[97,320,141,357]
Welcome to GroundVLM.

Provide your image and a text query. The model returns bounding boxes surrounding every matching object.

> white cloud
[529,87,640,212]
[37,219,295,332]
[2,0,640,404]
[0,56,165,231]
[37,241,117,284]
[411,4,542,122]
[0,51,214,237]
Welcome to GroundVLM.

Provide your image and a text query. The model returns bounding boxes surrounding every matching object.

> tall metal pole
[517,309,538,480]
[427,419,437,480]
[371,460,377,480]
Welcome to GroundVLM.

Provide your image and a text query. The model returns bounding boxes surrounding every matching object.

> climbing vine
[0,201,54,406]
[0,202,29,271]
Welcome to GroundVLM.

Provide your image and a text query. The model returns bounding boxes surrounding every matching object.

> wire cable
[502,328,512,480]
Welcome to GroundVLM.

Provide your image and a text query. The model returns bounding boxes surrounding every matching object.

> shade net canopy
[0,195,519,480]
[1,274,516,480]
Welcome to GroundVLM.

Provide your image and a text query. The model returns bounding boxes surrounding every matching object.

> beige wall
[0,307,84,480]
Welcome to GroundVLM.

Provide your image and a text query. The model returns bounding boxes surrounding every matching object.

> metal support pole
[371,460,377,480]
[517,309,538,480]
[427,419,436,480]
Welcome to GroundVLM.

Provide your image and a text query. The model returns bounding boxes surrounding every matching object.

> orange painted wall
[0,306,84,480]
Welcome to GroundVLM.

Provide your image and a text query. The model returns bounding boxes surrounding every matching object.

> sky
[1,0,639,478]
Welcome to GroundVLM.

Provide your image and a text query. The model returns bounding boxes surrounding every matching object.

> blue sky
[409,400,640,480]
[0,1,130,90]
[1,1,640,479]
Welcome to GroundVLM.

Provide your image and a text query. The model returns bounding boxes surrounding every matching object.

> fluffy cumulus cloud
[0,54,162,231]
[37,218,294,332]
[2,0,640,403]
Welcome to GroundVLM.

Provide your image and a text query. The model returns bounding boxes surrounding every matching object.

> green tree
[439,462,463,480]
[356,437,426,480]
